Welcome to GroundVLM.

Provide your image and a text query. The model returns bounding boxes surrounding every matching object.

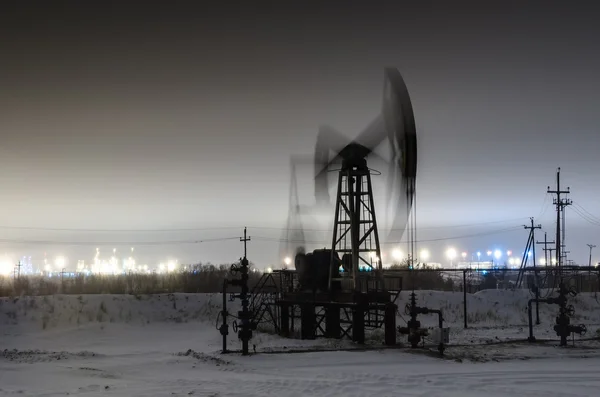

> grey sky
[1,2,599,268]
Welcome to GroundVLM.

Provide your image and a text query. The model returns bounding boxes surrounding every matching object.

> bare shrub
[0,263,263,297]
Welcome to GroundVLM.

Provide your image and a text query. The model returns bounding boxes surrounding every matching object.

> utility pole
[587,244,596,291]
[241,227,251,259]
[587,244,596,268]
[238,227,252,355]
[547,167,578,347]
[536,232,555,268]
[13,261,22,294]
[524,218,542,324]
[547,167,571,274]
[13,261,22,279]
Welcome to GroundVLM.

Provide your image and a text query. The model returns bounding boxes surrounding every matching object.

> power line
[569,206,600,227]
[0,224,524,248]
[0,218,532,234]
[0,225,244,233]
[571,202,600,225]
[0,236,241,246]
[252,225,523,245]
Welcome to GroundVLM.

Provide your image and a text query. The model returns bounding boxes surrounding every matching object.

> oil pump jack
[288,68,416,296]
[278,68,445,348]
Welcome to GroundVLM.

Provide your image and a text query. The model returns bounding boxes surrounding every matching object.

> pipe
[527,298,550,342]
[429,308,445,355]
[463,270,468,329]
[221,279,229,353]
[414,307,445,354]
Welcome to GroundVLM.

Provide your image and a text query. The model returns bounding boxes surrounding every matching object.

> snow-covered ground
[1,290,599,396]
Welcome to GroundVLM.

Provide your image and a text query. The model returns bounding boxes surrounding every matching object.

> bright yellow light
[55,256,66,269]
[0,257,12,276]
[446,248,457,260]
[461,252,467,259]
[551,258,557,265]
[266,267,273,273]
[419,249,430,261]
[539,258,546,265]
[284,257,292,266]
[167,260,177,272]
[392,249,404,260]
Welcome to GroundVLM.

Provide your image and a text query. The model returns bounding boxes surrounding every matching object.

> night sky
[1,2,599,269]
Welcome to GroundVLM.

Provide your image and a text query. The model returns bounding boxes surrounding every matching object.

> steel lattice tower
[328,144,382,292]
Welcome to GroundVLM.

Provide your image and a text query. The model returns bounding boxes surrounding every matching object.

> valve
[565,304,575,317]
[219,323,229,336]
[568,287,578,297]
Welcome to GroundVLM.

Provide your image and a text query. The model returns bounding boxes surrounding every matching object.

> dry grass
[0,265,263,297]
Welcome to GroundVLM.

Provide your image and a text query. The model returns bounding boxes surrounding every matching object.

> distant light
[477,251,481,257]
[487,250,492,256]
[284,257,292,266]
[539,258,546,265]
[392,249,404,261]
[266,267,273,274]
[493,250,502,260]
[507,250,512,256]
[55,256,66,268]
[420,249,430,261]
[461,252,467,259]
[527,251,532,257]
[446,248,457,260]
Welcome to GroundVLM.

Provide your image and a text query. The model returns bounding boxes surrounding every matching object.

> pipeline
[527,283,587,345]
[398,292,447,355]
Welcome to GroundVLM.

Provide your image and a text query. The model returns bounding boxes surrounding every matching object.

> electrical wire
[572,202,600,223]
[569,205,600,227]
[0,218,533,233]
[0,236,241,246]
[253,225,523,246]
[0,225,246,233]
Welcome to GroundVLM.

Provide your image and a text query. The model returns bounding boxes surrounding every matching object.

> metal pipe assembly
[398,292,448,355]
[527,282,587,345]
[218,228,256,356]
[218,279,229,353]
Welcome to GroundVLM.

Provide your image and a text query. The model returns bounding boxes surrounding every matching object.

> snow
[1,291,599,396]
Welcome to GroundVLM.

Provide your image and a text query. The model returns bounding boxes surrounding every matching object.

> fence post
[463,269,468,329]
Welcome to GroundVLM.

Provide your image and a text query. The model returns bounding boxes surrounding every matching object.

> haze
[1,2,599,268]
